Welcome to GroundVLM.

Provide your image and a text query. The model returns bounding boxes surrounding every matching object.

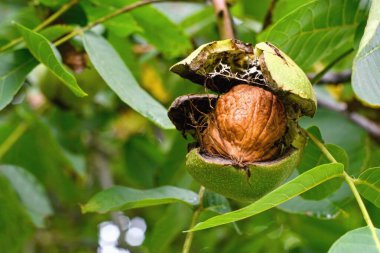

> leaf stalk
[182,186,205,253]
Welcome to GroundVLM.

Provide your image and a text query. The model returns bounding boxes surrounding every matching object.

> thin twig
[0,0,78,52]
[211,0,235,39]
[308,70,351,85]
[307,132,380,252]
[344,173,380,252]
[262,0,278,30]
[307,132,338,163]
[317,95,380,142]
[182,186,205,253]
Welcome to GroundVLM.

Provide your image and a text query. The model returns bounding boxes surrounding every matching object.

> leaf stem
[54,0,166,46]
[310,48,354,85]
[306,132,337,163]
[345,173,380,252]
[307,131,380,252]
[182,186,205,253]
[0,0,78,52]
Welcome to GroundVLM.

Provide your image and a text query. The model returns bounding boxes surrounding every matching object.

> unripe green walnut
[168,39,316,202]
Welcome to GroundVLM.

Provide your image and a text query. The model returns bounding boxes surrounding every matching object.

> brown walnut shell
[202,84,286,164]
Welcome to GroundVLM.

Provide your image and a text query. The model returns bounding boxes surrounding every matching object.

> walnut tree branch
[211,0,235,39]
[308,70,351,85]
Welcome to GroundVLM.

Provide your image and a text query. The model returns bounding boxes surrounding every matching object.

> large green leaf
[355,167,380,208]
[328,227,380,253]
[279,173,353,219]
[15,23,87,97]
[0,49,37,110]
[258,0,369,69]
[278,196,342,219]
[82,186,199,213]
[272,0,314,23]
[352,0,380,106]
[0,165,53,228]
[83,31,174,129]
[189,163,344,232]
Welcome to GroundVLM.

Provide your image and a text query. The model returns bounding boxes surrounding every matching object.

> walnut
[202,84,286,164]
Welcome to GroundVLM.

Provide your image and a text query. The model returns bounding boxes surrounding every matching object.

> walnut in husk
[202,85,287,164]
[168,39,316,202]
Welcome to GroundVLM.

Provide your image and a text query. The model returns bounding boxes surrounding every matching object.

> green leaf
[355,167,380,208]
[203,190,232,215]
[278,196,342,219]
[328,226,380,253]
[15,23,87,97]
[82,186,199,213]
[202,190,242,233]
[131,5,193,58]
[0,49,37,110]
[352,0,380,106]
[83,31,174,129]
[258,0,369,69]
[39,0,68,8]
[189,163,344,232]
[105,13,143,37]
[280,174,353,219]
[239,0,272,22]
[0,165,53,228]
[272,0,314,23]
